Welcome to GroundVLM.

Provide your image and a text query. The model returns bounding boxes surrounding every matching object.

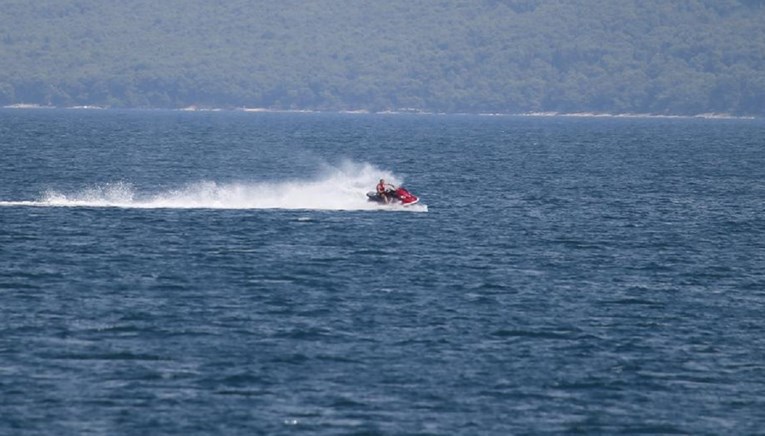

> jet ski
[366,186,420,206]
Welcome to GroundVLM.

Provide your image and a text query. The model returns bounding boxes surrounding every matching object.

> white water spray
[1,162,427,212]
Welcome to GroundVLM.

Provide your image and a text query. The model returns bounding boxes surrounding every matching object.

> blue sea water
[1,109,764,434]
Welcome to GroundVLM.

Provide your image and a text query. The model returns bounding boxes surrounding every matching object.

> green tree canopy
[0,0,763,115]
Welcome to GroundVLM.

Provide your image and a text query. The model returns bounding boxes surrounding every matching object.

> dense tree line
[0,0,763,115]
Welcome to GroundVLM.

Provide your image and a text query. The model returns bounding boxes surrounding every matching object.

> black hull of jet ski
[366,186,419,206]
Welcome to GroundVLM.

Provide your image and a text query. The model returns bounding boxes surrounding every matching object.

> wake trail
[0,162,427,212]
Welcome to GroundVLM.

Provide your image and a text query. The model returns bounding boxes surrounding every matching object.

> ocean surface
[1,109,764,435]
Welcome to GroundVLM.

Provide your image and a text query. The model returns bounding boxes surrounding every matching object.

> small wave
[0,161,427,212]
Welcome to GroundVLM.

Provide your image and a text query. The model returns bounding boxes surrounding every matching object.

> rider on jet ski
[376,179,396,204]
[368,179,419,206]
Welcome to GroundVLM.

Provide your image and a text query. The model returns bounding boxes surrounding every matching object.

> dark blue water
[1,110,764,434]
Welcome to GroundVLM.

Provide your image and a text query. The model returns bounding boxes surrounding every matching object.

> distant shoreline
[1,103,758,120]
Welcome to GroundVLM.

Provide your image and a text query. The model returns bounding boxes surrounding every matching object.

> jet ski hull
[367,186,420,206]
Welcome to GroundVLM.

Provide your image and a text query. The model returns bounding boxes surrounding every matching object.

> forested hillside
[1,0,764,115]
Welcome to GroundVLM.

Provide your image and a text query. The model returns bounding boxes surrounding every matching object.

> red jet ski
[367,186,420,206]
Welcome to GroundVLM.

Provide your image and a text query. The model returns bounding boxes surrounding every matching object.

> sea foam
[2,161,427,212]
